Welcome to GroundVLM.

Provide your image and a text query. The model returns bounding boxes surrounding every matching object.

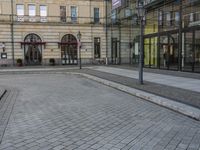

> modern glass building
[107,0,200,73]
[106,0,140,65]
[144,0,200,72]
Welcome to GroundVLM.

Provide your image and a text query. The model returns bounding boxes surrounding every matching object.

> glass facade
[143,0,200,72]
[105,0,200,72]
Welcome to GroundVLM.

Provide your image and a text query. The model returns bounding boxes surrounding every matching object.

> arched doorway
[61,34,78,65]
[24,34,42,65]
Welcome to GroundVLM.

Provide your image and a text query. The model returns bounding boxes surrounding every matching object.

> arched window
[24,34,42,65]
[61,34,78,65]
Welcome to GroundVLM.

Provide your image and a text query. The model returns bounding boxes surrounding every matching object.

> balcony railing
[0,14,105,25]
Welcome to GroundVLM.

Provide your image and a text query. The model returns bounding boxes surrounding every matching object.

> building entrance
[111,38,120,64]
[160,34,178,70]
[24,34,42,65]
[61,34,78,65]
[183,30,200,72]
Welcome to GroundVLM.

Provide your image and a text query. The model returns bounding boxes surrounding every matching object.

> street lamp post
[136,1,145,84]
[77,31,82,69]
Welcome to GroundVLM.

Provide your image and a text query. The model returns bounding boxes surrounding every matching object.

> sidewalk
[92,66,200,93]
[81,66,200,107]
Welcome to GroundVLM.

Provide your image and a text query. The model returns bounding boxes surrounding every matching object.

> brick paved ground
[0,73,199,150]
[0,89,18,143]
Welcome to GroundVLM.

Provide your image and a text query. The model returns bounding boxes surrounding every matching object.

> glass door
[111,38,119,64]
[160,34,178,70]
[183,31,194,72]
[194,30,200,72]
[160,36,169,69]
[144,37,158,68]
[169,34,178,70]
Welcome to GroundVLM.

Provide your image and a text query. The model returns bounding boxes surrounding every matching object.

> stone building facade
[0,0,107,66]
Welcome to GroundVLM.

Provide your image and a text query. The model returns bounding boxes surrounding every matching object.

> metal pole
[178,1,182,71]
[139,17,144,84]
[79,40,82,69]
[105,0,108,65]
[11,0,15,66]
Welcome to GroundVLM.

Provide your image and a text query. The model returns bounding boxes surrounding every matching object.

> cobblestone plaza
[0,72,199,150]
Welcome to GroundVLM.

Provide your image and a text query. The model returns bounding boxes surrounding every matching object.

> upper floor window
[94,8,100,23]
[122,0,130,7]
[174,12,180,26]
[71,6,77,22]
[111,9,117,23]
[158,10,163,26]
[60,6,66,22]
[40,5,47,17]
[189,13,194,22]
[16,4,24,16]
[165,11,173,26]
[29,5,36,16]
[40,5,47,22]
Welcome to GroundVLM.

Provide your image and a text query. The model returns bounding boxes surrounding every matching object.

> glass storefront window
[159,34,178,70]
[183,31,194,72]
[160,36,169,69]
[144,38,150,67]
[144,37,158,68]
[194,31,200,72]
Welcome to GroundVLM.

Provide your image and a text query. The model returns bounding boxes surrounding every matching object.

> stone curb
[66,72,200,121]
[0,89,7,101]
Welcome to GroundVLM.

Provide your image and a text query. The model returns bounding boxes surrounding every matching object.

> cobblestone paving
[0,89,18,143]
[0,74,199,150]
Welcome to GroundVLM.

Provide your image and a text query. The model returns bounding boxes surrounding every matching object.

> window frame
[70,5,78,22]
[40,5,47,17]
[16,4,24,16]
[60,6,67,22]
[28,4,36,17]
[94,37,101,59]
[94,7,100,23]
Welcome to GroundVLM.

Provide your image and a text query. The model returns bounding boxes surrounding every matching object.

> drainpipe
[11,0,15,66]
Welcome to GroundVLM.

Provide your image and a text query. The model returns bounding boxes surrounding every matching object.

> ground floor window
[111,38,120,64]
[94,37,100,58]
[183,30,200,72]
[144,37,158,68]
[144,27,200,72]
